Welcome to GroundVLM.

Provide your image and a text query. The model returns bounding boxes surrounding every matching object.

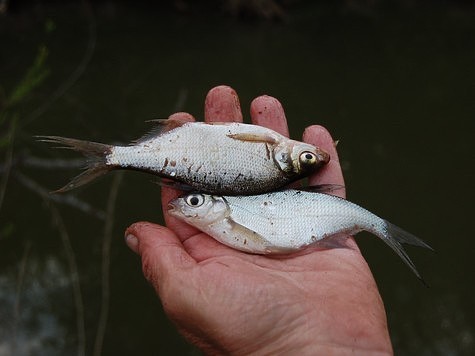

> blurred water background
[0,1,474,355]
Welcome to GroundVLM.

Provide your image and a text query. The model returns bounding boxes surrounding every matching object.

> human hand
[125,86,393,355]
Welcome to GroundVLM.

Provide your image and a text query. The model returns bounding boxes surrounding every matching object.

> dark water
[1,2,474,355]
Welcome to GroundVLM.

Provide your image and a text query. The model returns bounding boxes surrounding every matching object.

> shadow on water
[1,1,474,355]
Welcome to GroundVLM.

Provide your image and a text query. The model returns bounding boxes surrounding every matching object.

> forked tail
[381,220,433,285]
[37,136,114,193]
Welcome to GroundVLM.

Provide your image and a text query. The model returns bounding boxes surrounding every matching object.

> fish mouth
[315,148,330,165]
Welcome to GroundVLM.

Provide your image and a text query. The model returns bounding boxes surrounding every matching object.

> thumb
[125,221,196,293]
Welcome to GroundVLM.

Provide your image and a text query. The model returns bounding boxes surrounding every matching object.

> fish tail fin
[37,136,114,193]
[380,220,433,285]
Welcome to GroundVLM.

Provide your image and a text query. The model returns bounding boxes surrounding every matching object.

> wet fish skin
[38,118,329,194]
[168,189,433,281]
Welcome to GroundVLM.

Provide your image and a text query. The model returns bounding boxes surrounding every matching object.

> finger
[204,85,243,123]
[161,112,200,239]
[125,222,196,293]
[250,95,289,137]
[303,125,346,199]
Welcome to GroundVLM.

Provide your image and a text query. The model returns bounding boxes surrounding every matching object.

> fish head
[167,193,229,226]
[273,141,330,176]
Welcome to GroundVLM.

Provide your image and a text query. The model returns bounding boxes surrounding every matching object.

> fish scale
[225,192,384,246]
[38,119,330,194]
[168,189,433,282]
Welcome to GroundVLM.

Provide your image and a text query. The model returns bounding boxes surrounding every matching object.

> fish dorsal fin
[135,117,192,143]
[227,133,277,144]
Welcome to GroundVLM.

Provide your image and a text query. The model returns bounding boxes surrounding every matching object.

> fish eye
[299,151,317,165]
[185,194,205,207]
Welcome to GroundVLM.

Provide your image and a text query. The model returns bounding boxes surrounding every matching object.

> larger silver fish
[39,118,329,194]
[168,189,432,281]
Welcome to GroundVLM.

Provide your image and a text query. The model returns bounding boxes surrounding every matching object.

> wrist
[227,294,393,356]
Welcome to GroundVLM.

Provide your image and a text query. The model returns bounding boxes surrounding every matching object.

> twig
[11,240,32,356]
[0,156,84,173]
[15,171,106,220]
[93,172,123,356]
[0,0,9,14]
[0,120,16,213]
[22,156,85,169]
[22,0,96,127]
[49,203,86,356]
[15,170,87,355]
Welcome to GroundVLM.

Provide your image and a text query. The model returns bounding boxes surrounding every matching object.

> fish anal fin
[309,232,352,250]
[152,179,194,192]
[301,184,346,194]
[227,133,277,145]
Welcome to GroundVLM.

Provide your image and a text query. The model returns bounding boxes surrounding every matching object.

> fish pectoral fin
[226,218,274,251]
[136,117,194,143]
[227,133,278,144]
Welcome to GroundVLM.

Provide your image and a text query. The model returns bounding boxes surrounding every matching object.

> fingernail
[125,234,139,254]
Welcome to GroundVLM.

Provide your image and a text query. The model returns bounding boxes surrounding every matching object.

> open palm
[126,86,393,355]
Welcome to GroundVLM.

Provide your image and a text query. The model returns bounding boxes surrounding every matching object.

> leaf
[8,45,50,107]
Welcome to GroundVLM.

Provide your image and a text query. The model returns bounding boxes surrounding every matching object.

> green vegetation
[0,45,50,211]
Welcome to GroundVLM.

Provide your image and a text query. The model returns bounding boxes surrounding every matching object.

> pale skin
[125,86,393,355]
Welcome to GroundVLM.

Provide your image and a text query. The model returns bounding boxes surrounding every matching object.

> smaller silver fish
[38,118,329,195]
[168,189,433,281]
